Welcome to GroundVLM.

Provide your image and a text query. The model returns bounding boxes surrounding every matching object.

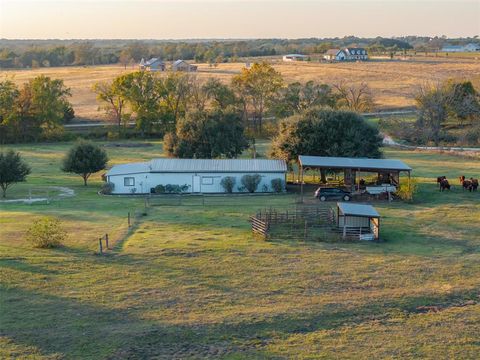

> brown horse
[439,178,451,192]
[460,176,478,192]
[437,176,447,189]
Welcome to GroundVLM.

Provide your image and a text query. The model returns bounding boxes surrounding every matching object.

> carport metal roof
[299,156,412,172]
[337,202,380,218]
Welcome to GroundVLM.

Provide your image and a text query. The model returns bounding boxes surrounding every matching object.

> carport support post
[300,163,304,203]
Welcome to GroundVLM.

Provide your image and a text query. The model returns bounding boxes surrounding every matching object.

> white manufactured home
[105,158,287,194]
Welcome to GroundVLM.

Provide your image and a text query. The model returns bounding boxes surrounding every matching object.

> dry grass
[1,58,480,121]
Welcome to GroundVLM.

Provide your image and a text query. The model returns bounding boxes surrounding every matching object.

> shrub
[262,184,269,192]
[241,174,262,193]
[271,178,284,193]
[163,184,190,194]
[26,217,66,248]
[396,177,418,202]
[101,182,114,195]
[154,184,166,194]
[220,176,236,193]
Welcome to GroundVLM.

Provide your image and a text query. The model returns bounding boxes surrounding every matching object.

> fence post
[304,220,308,241]
[105,233,109,249]
[128,212,131,227]
[99,237,103,254]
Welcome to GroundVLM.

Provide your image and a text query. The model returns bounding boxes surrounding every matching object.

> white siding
[338,215,370,228]
[108,172,286,194]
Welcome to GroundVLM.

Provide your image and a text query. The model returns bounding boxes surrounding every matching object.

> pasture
[1,141,480,359]
[1,56,480,121]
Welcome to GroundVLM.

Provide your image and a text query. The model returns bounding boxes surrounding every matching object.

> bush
[157,184,190,194]
[271,178,284,193]
[241,174,262,193]
[26,217,66,248]
[220,176,236,193]
[262,184,269,192]
[101,182,114,195]
[396,177,418,202]
[154,184,166,194]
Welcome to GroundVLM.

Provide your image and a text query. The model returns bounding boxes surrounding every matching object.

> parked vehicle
[314,187,351,201]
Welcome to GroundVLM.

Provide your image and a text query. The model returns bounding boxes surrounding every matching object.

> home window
[202,177,214,185]
[124,177,135,186]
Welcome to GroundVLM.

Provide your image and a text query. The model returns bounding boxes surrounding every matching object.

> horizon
[1,0,479,40]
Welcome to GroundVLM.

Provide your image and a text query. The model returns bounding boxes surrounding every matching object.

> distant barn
[105,158,287,194]
[172,60,198,72]
[139,58,165,72]
[323,48,368,61]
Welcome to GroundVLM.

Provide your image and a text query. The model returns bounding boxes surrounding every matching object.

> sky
[0,0,479,39]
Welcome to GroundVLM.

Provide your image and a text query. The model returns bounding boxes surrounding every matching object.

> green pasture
[1,141,480,359]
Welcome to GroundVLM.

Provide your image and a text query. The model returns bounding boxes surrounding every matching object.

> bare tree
[333,81,374,112]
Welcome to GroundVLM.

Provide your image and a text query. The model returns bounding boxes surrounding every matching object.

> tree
[164,109,249,159]
[270,108,382,181]
[93,79,128,134]
[232,62,284,131]
[445,80,480,125]
[333,81,374,112]
[202,78,237,109]
[415,83,452,145]
[272,81,338,118]
[220,176,236,193]
[0,150,31,198]
[62,141,108,186]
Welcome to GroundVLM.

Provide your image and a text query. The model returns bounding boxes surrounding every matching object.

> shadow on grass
[2,276,479,359]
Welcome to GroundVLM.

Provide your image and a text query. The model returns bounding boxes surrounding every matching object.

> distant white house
[441,43,480,52]
[323,49,347,61]
[283,54,308,62]
[324,48,368,61]
[139,58,166,71]
[172,60,198,72]
[105,158,287,194]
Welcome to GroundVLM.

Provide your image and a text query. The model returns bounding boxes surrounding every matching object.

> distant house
[323,49,348,61]
[139,58,165,72]
[324,48,368,61]
[172,60,198,72]
[442,43,480,52]
[282,54,308,62]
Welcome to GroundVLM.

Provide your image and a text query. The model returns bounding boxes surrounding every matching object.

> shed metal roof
[299,156,412,171]
[107,158,287,176]
[337,202,380,218]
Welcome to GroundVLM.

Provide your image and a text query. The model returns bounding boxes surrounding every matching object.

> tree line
[0,37,417,69]
[0,76,74,143]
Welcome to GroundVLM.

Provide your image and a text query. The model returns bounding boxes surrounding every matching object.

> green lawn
[1,142,480,359]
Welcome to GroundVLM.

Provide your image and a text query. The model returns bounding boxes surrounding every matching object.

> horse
[439,178,451,192]
[437,176,446,189]
[470,178,479,192]
[459,175,478,192]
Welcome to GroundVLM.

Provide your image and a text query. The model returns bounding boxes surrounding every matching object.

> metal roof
[299,156,412,171]
[107,159,287,176]
[337,202,380,218]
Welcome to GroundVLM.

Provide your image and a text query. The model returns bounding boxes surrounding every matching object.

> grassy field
[2,57,480,121]
[1,141,480,359]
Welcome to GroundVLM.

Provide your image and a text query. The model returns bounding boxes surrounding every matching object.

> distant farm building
[283,54,308,62]
[105,159,287,194]
[323,48,368,61]
[172,60,198,72]
[139,58,166,72]
[441,43,480,52]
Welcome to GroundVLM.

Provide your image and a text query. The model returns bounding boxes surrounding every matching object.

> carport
[298,155,412,197]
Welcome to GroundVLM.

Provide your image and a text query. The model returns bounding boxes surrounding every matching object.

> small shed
[140,58,166,72]
[337,202,380,240]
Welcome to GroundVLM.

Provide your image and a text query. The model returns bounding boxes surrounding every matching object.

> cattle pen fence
[250,205,340,241]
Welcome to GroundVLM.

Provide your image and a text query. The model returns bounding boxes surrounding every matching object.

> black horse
[439,178,451,192]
